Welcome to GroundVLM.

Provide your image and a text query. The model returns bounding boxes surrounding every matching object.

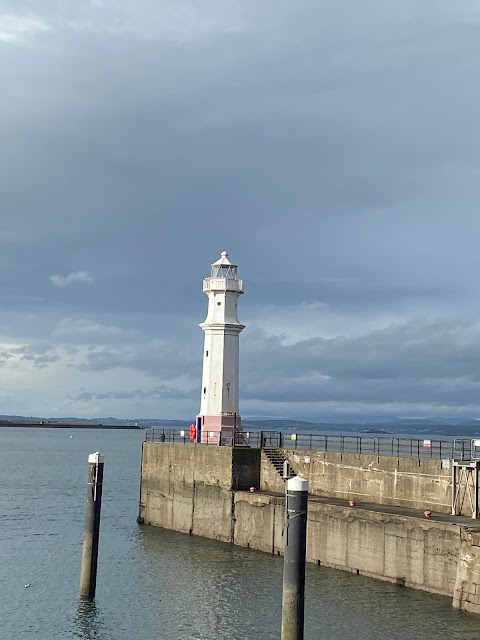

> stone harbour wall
[138,442,260,541]
[234,492,462,597]
[139,442,480,613]
[283,450,453,514]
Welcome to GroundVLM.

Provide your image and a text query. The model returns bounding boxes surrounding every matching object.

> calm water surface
[1,427,479,640]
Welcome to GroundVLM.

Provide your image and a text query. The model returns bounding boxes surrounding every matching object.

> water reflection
[73,599,103,640]
[135,525,282,640]
[134,525,480,640]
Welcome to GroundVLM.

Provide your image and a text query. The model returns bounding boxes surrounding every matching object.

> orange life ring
[189,424,196,440]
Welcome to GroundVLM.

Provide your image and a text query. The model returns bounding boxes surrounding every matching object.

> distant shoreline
[0,422,143,430]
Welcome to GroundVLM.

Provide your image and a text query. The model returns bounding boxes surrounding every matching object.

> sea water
[0,427,479,640]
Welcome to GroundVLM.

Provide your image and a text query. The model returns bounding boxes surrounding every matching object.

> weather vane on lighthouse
[195,251,245,444]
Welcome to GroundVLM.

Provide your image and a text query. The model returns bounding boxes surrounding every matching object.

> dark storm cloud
[242,320,480,382]
[239,319,480,411]
[1,1,480,417]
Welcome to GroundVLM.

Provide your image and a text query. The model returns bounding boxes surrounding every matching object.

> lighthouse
[196,251,244,444]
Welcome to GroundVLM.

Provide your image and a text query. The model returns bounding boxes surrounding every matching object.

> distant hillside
[2,414,480,437]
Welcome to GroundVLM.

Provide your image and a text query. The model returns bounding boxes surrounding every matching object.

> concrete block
[234,492,275,553]
[472,532,480,547]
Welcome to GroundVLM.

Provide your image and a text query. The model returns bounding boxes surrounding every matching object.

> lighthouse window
[203,387,206,395]
[205,351,209,357]
[217,301,221,306]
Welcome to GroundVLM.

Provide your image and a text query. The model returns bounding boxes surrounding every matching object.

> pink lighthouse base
[197,414,242,445]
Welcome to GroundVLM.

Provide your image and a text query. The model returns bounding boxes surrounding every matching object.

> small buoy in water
[348,500,356,508]
[424,510,432,518]
[250,487,256,493]
[70,435,73,439]
[24,583,31,588]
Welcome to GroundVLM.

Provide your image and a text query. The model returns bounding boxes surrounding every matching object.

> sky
[1,1,480,421]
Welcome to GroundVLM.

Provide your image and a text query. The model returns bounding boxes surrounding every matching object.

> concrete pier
[138,442,480,614]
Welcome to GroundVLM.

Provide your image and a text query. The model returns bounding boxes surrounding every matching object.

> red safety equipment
[189,423,197,441]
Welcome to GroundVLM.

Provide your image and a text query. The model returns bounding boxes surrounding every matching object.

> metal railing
[144,428,213,445]
[144,428,473,460]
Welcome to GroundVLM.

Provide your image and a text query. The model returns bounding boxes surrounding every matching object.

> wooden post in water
[281,475,309,640]
[80,452,104,599]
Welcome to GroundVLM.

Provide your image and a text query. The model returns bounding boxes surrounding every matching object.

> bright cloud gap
[49,272,94,287]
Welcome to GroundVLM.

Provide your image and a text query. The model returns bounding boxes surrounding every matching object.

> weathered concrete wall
[283,450,453,514]
[143,444,457,516]
[260,451,285,493]
[234,492,283,555]
[453,533,480,614]
[139,443,480,613]
[234,492,462,598]
[139,442,260,542]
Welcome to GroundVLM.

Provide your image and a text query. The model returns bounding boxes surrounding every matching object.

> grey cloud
[51,317,128,340]
[242,375,480,408]
[63,316,480,414]
[239,320,480,411]
[0,343,61,369]
[242,320,480,381]
[78,341,200,380]
[22,352,61,369]
[49,272,93,287]
[71,385,195,402]
[1,2,480,417]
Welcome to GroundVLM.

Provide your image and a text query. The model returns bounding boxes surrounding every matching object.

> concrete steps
[263,448,293,479]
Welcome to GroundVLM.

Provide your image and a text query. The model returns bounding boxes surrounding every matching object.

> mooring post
[80,452,104,599]
[281,475,309,640]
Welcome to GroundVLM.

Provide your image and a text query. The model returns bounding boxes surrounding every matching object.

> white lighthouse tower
[196,251,244,444]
